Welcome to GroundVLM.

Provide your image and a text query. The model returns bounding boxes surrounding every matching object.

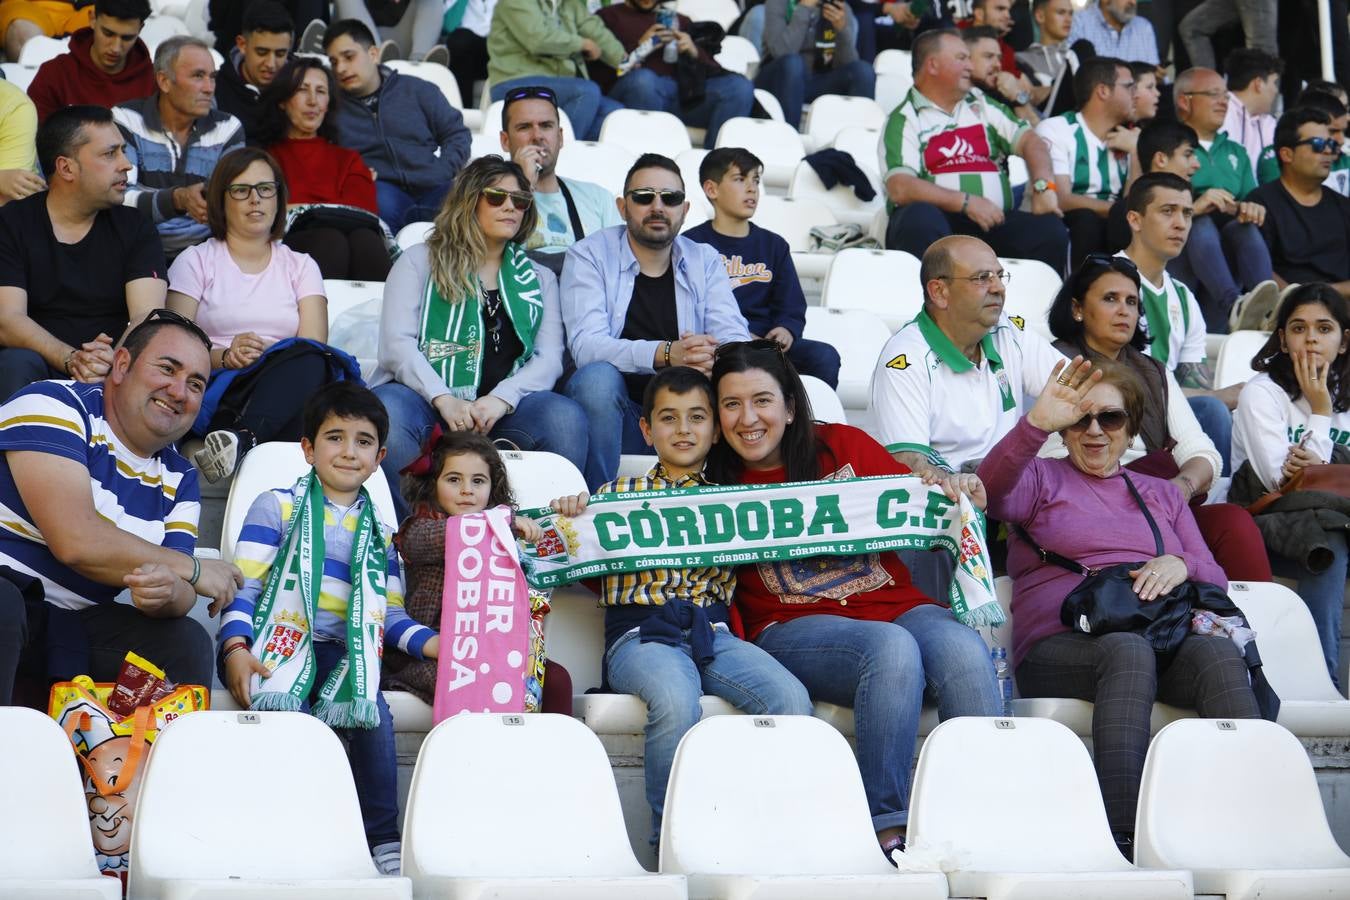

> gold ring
[1056,375,1072,386]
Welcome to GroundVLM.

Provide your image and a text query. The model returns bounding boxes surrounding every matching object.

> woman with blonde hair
[370,155,590,514]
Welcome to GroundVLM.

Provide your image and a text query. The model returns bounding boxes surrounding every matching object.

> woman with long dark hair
[706,339,999,857]
[369,155,589,517]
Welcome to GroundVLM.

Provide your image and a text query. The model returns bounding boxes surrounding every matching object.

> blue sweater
[684,221,807,340]
[333,66,472,197]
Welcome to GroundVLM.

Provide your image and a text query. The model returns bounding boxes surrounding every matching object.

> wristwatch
[1031,178,1054,194]
[1014,89,1031,106]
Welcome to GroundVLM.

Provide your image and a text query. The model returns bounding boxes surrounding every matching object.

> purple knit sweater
[979,417,1227,668]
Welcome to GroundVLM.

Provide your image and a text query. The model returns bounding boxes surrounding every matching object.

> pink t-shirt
[167,239,325,349]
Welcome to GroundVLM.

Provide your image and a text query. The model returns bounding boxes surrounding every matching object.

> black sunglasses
[1082,252,1139,273]
[1293,136,1344,155]
[119,308,214,356]
[626,188,686,206]
[481,186,533,210]
[1065,409,1131,433]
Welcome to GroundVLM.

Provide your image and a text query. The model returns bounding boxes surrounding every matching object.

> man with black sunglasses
[0,310,243,706]
[560,152,749,485]
[1249,107,1350,302]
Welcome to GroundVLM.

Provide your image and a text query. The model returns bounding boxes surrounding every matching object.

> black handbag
[1016,472,1281,720]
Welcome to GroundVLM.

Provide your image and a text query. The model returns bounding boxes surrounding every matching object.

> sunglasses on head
[118,308,214,356]
[1065,409,1130,433]
[1082,251,1139,273]
[481,186,533,210]
[1294,136,1344,155]
[714,338,784,360]
[626,188,686,206]
[503,85,558,104]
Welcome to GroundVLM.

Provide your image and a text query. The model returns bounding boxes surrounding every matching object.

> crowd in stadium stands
[2,0,1349,875]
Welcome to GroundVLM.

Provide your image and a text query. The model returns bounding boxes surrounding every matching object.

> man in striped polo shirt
[0,312,242,705]
[1034,55,1138,260]
[880,28,1069,275]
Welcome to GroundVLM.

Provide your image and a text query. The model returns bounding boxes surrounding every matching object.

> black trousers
[1016,630,1260,836]
[284,226,392,282]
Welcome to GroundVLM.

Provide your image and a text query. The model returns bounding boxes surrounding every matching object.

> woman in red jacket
[257,57,392,281]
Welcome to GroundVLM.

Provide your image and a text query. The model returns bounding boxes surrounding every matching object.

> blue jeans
[607,67,755,149]
[1169,214,1274,333]
[491,75,624,141]
[560,361,654,489]
[1271,530,1346,689]
[1186,394,1232,476]
[753,54,875,128]
[0,347,50,402]
[606,623,813,843]
[754,603,999,830]
[307,640,399,848]
[787,337,841,389]
[373,381,591,516]
[376,181,451,233]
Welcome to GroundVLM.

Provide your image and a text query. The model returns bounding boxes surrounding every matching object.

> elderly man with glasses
[560,152,749,487]
[0,105,166,403]
[0,308,244,706]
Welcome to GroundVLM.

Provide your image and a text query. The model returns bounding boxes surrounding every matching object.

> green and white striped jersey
[879,86,1030,211]
[1034,111,1130,201]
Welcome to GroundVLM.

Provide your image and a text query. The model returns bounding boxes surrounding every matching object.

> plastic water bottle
[658,6,680,63]
[991,646,1013,718]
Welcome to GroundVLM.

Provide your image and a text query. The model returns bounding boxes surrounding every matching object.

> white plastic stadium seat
[598,108,693,158]
[674,148,713,222]
[875,71,914,115]
[394,221,434,251]
[872,48,912,76]
[1136,718,1350,898]
[752,88,785,123]
[752,194,837,279]
[801,374,846,424]
[137,15,189,55]
[0,707,120,899]
[819,247,923,331]
[908,717,1193,900]
[128,712,410,898]
[830,125,882,180]
[404,714,686,898]
[660,716,947,899]
[556,140,634,198]
[715,117,805,188]
[324,278,386,379]
[787,158,884,227]
[17,34,68,65]
[1226,580,1350,735]
[803,94,885,151]
[0,62,41,91]
[482,99,576,143]
[714,34,760,77]
[1215,329,1270,389]
[386,59,465,110]
[219,441,397,563]
[999,256,1062,340]
[675,0,740,29]
[802,307,889,410]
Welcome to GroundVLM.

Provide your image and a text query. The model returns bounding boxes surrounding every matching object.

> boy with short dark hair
[550,365,811,847]
[219,381,437,876]
[684,147,841,388]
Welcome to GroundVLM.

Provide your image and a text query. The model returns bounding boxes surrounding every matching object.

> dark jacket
[332,65,472,198]
[213,48,270,141]
[27,27,155,123]
[1229,461,1350,573]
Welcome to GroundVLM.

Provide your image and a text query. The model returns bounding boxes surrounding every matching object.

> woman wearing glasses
[168,147,351,482]
[978,356,1262,857]
[706,340,1000,860]
[1044,254,1271,582]
[257,58,392,282]
[370,155,589,515]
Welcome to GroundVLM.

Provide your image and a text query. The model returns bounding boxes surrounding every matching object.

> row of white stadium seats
[7,705,1346,898]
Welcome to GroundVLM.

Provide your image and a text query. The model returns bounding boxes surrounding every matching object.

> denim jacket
[560,224,750,372]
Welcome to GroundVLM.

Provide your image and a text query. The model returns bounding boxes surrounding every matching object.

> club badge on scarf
[520,474,1003,627]
[434,505,537,722]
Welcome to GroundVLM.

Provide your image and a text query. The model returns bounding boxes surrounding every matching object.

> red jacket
[27,28,156,123]
[269,137,379,214]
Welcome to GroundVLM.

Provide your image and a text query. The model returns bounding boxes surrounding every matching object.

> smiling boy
[219,381,437,876]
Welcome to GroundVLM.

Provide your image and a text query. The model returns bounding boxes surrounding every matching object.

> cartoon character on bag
[58,699,147,887]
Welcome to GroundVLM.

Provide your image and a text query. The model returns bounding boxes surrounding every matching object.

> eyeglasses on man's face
[939,270,1011,288]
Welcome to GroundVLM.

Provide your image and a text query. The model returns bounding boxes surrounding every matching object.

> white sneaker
[1229,279,1280,332]
[192,430,239,484]
[371,841,401,876]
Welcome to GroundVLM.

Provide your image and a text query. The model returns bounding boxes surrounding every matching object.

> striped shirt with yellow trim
[879,86,1030,211]
[0,380,200,610]
[219,488,432,657]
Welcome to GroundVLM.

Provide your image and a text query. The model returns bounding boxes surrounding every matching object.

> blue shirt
[560,224,750,372]
[684,221,807,340]
[1067,5,1159,66]
[0,381,200,610]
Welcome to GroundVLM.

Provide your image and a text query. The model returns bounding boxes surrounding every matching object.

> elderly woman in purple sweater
[978,355,1261,859]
